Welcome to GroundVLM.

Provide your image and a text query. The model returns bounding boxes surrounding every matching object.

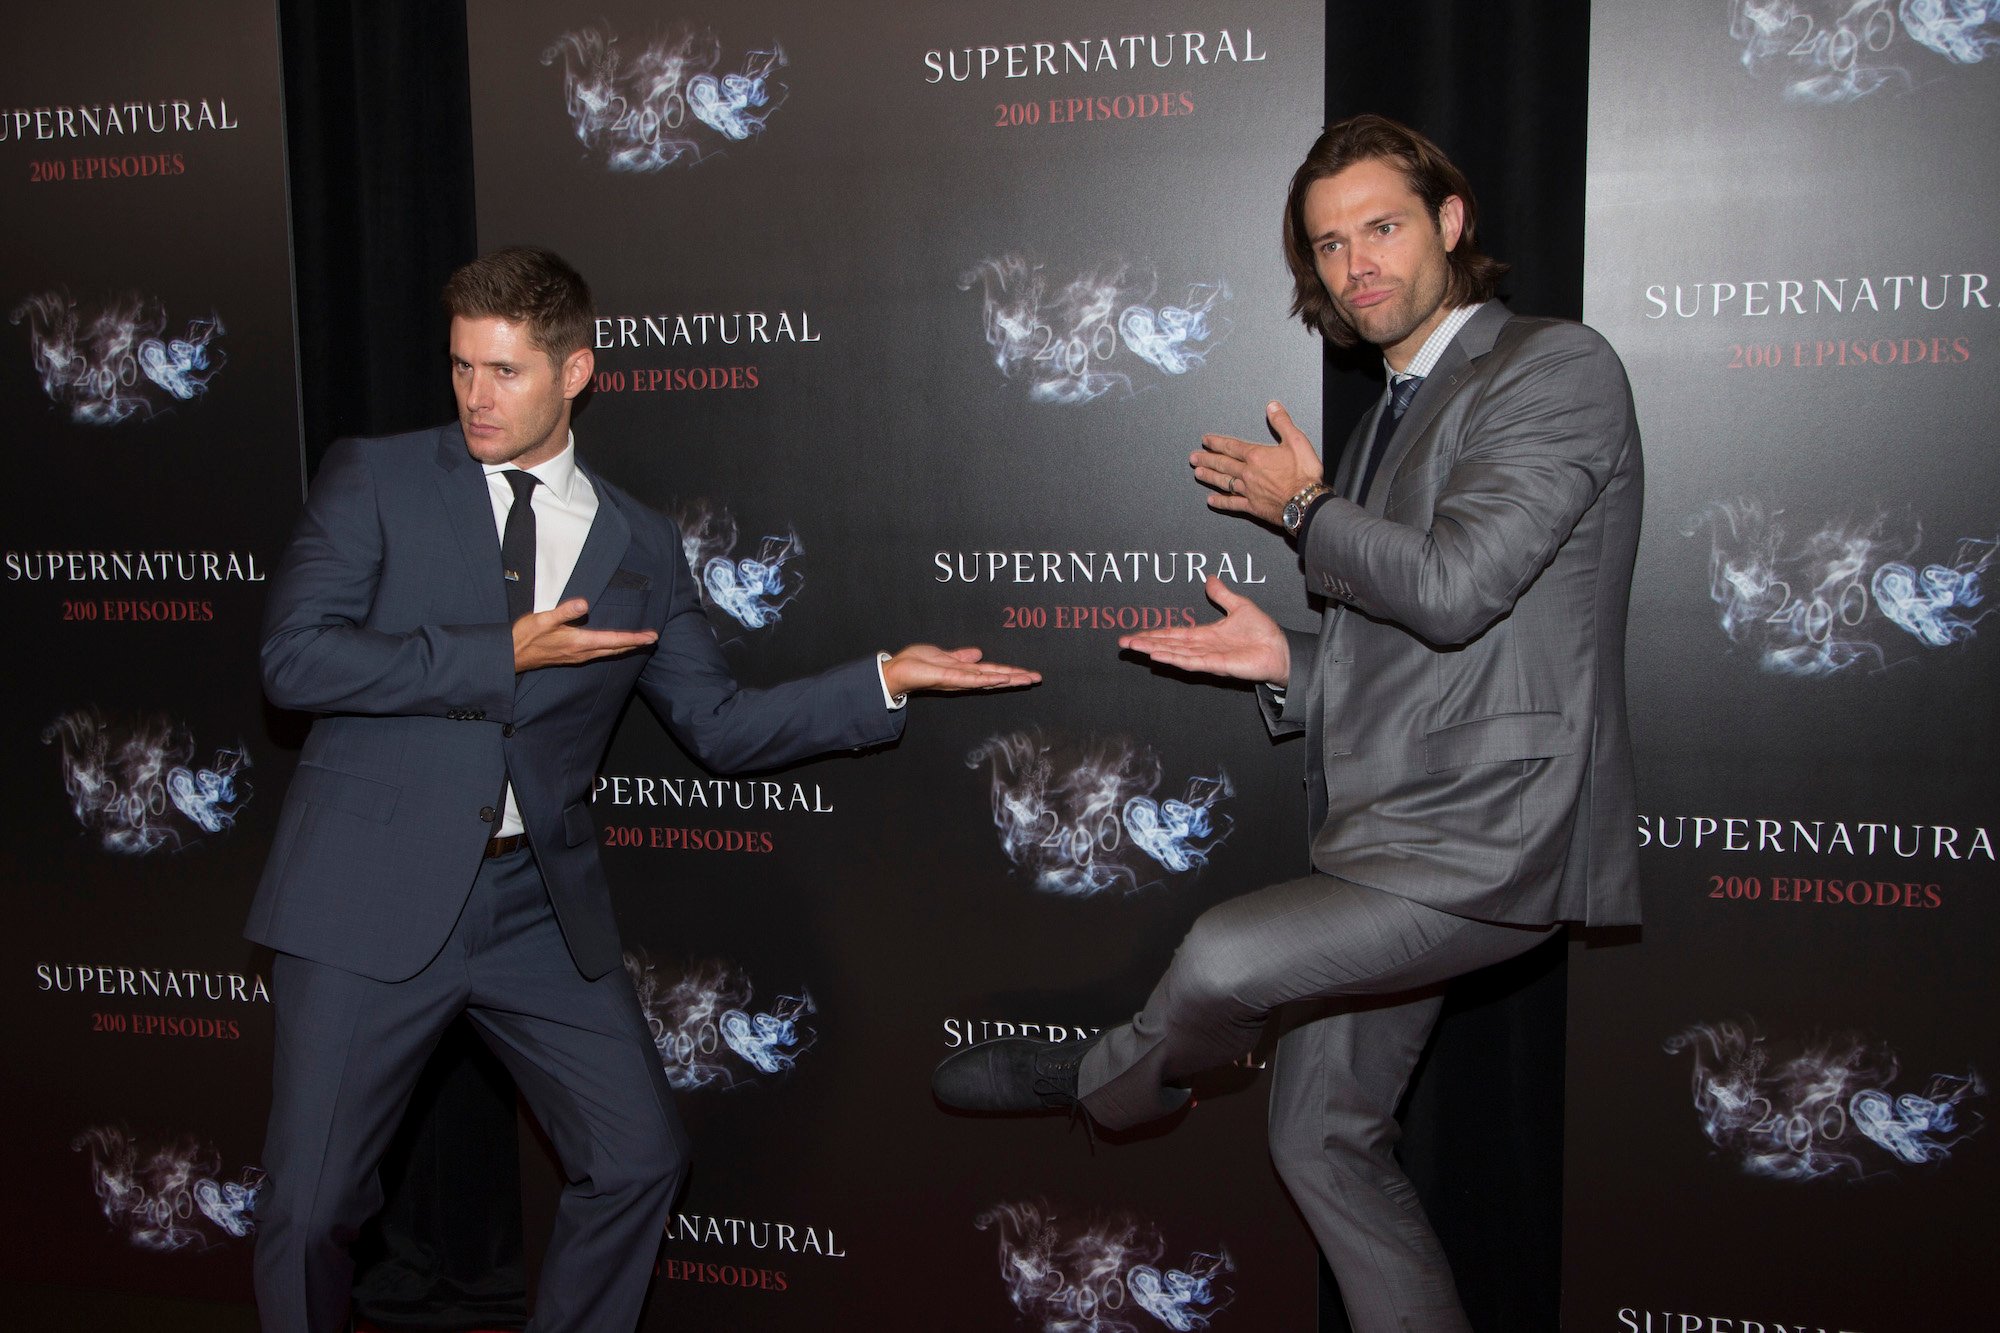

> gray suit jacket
[1264,303,1642,926]
[247,423,902,982]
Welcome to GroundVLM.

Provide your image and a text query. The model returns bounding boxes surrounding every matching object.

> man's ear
[1437,195,1466,253]
[561,346,595,400]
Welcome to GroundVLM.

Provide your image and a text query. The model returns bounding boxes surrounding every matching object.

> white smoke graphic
[73,1127,262,1252]
[673,499,804,630]
[42,708,251,854]
[10,290,224,425]
[1902,0,2000,60]
[541,23,787,171]
[958,255,1231,404]
[976,1199,1234,1333]
[1120,285,1229,376]
[968,731,1232,897]
[1683,499,1995,674]
[1666,1019,1985,1180]
[625,953,816,1091]
[689,46,787,140]
[1728,0,1998,101]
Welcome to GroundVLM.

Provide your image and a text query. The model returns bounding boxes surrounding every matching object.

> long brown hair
[1281,115,1508,347]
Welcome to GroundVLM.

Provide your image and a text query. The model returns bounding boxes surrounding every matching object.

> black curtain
[275,3,1593,1330]
[279,5,527,1329]
[1319,4,1591,1330]
[281,0,479,474]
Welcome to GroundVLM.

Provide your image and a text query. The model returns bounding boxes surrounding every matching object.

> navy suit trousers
[255,848,686,1333]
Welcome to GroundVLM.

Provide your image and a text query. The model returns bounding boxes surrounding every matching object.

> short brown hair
[1281,115,1508,347]
[442,246,594,361]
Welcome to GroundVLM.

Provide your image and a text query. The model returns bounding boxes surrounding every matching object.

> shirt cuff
[877,652,907,710]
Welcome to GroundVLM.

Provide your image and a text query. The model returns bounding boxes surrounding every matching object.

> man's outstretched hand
[1193,400,1322,527]
[1118,577,1289,687]
[514,598,659,672]
[882,645,1040,698]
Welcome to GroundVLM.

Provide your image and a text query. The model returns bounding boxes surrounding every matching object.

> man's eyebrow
[1324,208,1407,249]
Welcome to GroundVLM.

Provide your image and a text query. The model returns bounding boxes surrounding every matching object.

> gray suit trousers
[1078,874,1555,1333]
[255,848,687,1333]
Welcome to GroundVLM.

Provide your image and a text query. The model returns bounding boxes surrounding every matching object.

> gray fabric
[256,851,686,1333]
[1079,877,1552,1333]
[1264,304,1644,928]
[1087,306,1642,1330]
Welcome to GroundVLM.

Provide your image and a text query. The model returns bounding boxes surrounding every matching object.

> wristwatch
[1282,483,1331,537]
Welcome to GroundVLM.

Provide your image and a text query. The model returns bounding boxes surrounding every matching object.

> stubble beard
[461,402,565,467]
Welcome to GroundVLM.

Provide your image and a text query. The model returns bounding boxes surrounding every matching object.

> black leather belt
[484,833,528,858]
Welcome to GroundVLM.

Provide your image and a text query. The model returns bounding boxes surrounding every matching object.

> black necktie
[1352,374,1423,508]
[500,470,539,621]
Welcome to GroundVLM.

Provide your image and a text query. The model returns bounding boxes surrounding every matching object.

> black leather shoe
[931,1036,1099,1112]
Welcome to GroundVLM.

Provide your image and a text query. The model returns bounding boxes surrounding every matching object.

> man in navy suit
[249,246,1037,1332]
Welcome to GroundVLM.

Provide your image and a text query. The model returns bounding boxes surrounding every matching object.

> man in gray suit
[932,116,1641,1332]
[251,247,1036,1333]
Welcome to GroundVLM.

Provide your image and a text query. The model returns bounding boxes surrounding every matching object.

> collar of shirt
[1385,301,1484,387]
[483,429,583,503]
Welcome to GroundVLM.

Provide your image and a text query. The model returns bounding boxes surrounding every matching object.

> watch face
[1285,485,1326,535]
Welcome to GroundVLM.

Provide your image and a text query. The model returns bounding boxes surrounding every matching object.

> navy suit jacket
[248,423,902,982]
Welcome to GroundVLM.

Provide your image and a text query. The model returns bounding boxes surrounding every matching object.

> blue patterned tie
[1353,374,1423,508]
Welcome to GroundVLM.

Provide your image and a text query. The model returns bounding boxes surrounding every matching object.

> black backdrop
[277,4,1592,1332]
[1563,2,1998,1328]
[1,1,1594,1327]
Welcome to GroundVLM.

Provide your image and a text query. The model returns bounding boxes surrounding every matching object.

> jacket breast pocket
[585,586,652,631]
[291,763,400,822]
[1422,710,1574,773]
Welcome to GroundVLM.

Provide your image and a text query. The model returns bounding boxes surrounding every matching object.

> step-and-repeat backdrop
[0,0,302,1309]
[1563,3,1997,1330]
[467,0,1325,1328]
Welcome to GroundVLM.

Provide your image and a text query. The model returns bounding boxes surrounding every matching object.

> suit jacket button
[479,805,497,822]
[502,724,515,737]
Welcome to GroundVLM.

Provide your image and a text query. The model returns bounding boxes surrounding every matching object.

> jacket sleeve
[1300,323,1634,646]
[1256,627,1317,737]
[632,512,905,773]
[260,439,517,719]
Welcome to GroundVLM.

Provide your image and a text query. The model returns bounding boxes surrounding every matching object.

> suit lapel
[513,458,633,707]
[560,464,631,607]
[1332,411,1374,497]
[432,423,509,622]
[1365,302,1513,514]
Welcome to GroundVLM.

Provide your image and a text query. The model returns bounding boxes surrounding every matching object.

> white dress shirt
[485,433,596,837]
[1385,300,1482,391]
